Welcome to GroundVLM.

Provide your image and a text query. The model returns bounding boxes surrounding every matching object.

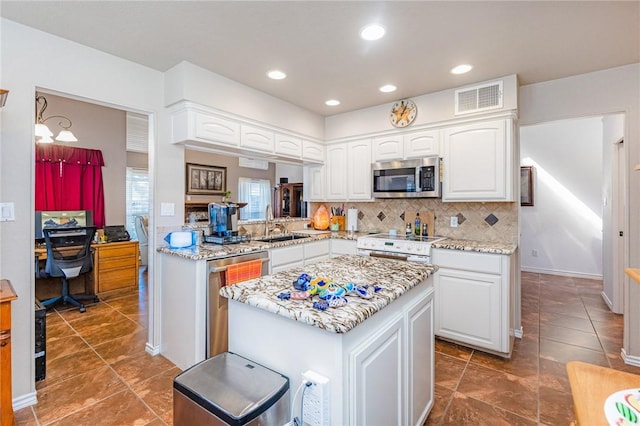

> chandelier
[35,95,77,143]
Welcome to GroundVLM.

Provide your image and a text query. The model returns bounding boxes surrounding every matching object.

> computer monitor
[35,210,94,241]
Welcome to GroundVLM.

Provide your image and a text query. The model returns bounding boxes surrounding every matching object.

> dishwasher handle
[209,256,269,273]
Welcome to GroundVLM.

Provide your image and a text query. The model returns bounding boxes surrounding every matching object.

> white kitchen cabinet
[442,118,514,202]
[303,164,325,201]
[240,124,274,153]
[270,245,305,274]
[432,248,515,355]
[348,139,373,200]
[275,133,302,158]
[373,134,404,161]
[302,140,325,163]
[404,129,440,159]
[303,239,331,265]
[172,108,240,147]
[330,239,357,256]
[325,143,348,200]
[348,286,434,426]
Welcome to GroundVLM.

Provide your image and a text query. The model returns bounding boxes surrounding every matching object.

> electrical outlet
[301,370,330,426]
[450,216,458,227]
[532,249,538,257]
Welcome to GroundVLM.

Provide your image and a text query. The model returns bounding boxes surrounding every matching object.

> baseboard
[520,266,603,281]
[601,291,617,313]
[13,391,37,411]
[145,342,161,356]
[621,348,640,367]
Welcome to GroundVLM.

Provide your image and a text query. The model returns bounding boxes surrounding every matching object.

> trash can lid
[173,352,289,425]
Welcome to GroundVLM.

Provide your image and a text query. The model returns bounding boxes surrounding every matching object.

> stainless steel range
[357,233,445,263]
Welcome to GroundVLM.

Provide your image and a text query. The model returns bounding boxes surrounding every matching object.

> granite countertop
[158,230,364,260]
[220,254,436,334]
[432,238,517,255]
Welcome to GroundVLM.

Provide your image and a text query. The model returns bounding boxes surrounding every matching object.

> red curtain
[35,145,106,228]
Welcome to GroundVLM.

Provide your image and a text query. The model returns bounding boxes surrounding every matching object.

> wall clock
[389,99,417,128]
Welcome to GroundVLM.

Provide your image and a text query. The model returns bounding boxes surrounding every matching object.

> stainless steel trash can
[173,351,290,426]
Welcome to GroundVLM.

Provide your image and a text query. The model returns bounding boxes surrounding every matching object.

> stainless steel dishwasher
[207,251,269,358]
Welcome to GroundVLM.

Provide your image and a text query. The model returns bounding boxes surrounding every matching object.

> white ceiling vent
[454,81,503,115]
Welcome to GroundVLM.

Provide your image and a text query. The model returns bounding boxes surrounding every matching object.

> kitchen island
[221,254,436,426]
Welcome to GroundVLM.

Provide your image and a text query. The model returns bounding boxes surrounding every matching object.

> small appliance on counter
[204,202,248,245]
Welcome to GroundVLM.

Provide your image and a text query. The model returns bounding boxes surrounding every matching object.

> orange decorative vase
[313,205,330,230]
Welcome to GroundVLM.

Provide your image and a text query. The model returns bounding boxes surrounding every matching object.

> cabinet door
[270,245,304,274]
[304,240,331,265]
[303,165,325,201]
[373,135,403,161]
[407,292,434,426]
[325,144,348,200]
[348,140,373,200]
[275,134,302,158]
[194,113,240,146]
[434,267,503,352]
[349,314,404,426]
[330,239,357,256]
[240,125,274,153]
[302,140,325,163]
[442,119,512,201]
[404,129,440,159]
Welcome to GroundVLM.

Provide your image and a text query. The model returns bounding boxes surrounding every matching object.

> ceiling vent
[454,80,503,115]
[238,157,269,170]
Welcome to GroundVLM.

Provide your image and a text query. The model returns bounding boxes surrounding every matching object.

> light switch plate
[0,202,15,221]
[450,216,458,227]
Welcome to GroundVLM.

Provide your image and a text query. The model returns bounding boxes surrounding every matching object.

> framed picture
[521,166,534,206]
[186,163,226,195]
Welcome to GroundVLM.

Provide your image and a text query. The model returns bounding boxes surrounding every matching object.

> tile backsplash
[311,200,518,245]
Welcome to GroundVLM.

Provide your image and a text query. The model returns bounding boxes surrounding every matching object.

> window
[238,177,271,220]
[126,167,149,239]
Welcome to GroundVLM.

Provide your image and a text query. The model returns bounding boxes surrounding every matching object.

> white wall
[0,19,172,406]
[519,63,640,359]
[520,117,604,278]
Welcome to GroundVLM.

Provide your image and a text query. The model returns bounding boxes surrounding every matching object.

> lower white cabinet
[330,239,357,256]
[303,239,331,265]
[270,245,304,274]
[432,248,515,355]
[348,286,434,426]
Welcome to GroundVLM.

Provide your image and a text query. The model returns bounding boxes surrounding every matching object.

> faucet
[264,204,274,237]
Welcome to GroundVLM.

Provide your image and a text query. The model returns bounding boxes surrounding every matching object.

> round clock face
[389,99,417,128]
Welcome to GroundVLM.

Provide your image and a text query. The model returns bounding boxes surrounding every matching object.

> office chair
[39,226,98,313]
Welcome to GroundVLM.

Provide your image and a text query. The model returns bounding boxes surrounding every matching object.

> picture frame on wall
[186,163,226,195]
[521,166,534,206]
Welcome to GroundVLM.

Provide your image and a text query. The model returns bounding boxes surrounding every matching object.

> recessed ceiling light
[325,99,340,106]
[379,84,397,93]
[451,64,473,75]
[267,70,287,80]
[360,24,385,41]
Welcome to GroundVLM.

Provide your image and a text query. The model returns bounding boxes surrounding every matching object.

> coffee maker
[208,202,239,238]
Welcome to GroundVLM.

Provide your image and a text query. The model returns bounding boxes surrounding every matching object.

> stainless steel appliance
[372,157,441,198]
[174,351,290,426]
[205,202,247,244]
[207,251,269,358]
[357,233,445,263]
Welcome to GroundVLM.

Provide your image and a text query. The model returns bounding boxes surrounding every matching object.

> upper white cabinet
[274,134,302,158]
[302,140,325,163]
[172,109,240,147]
[442,118,514,202]
[404,129,440,159]
[240,125,274,153]
[373,129,440,162]
[303,164,325,201]
[325,140,373,201]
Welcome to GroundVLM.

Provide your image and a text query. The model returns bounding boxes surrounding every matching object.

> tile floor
[13,271,640,425]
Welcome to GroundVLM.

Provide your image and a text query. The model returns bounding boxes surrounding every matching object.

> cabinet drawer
[432,249,502,274]
[271,245,304,267]
[98,268,137,292]
[98,245,137,259]
[99,256,136,270]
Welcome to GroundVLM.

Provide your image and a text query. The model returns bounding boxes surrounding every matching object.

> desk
[0,279,18,425]
[36,240,139,296]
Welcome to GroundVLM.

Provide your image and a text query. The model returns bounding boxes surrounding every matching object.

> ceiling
[2,1,638,116]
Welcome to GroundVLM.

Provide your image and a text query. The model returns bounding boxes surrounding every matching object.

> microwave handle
[417,168,422,192]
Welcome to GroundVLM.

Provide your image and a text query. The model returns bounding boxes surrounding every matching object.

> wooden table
[567,361,640,425]
[0,279,18,425]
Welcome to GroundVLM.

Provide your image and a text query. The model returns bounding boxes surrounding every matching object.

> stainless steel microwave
[372,157,441,198]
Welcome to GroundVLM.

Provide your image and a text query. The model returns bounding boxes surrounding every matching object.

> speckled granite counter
[432,238,517,255]
[158,230,363,260]
[220,254,436,334]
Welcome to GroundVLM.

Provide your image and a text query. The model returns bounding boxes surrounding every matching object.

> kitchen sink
[257,234,310,243]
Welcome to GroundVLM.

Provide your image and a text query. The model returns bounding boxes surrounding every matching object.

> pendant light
[35,95,78,143]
